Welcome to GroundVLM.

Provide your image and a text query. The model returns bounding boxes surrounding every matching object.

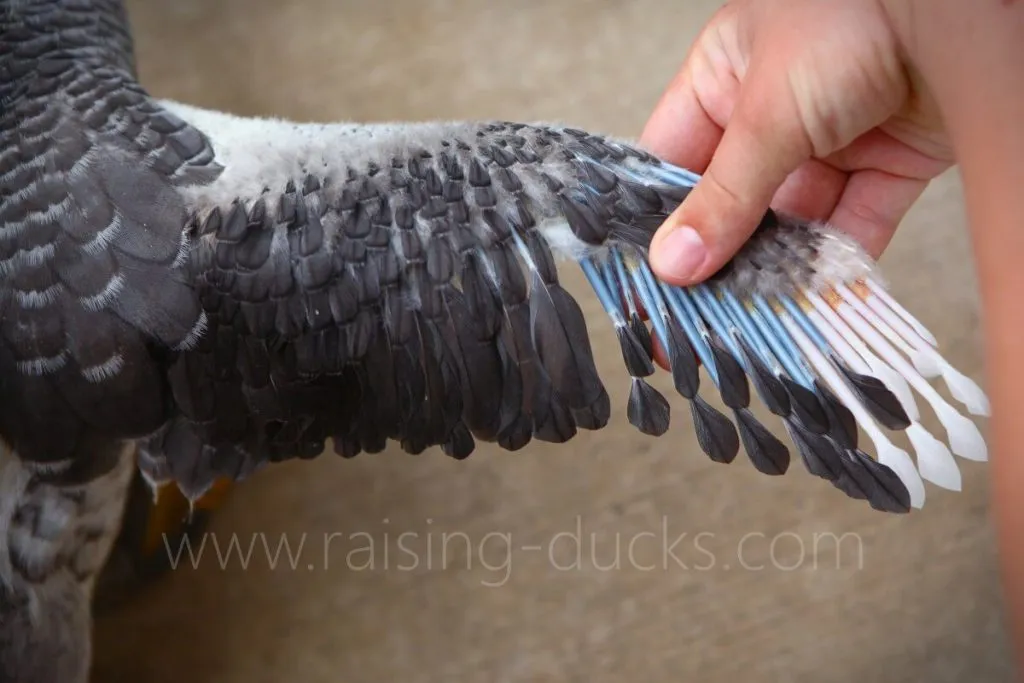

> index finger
[638,10,742,170]
[639,63,724,171]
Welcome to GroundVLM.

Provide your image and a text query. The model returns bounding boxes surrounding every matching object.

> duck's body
[0,1,989,681]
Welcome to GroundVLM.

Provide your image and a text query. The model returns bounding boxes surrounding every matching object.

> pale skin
[642,0,1024,671]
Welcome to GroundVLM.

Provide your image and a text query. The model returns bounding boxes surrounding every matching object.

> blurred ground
[93,1,1010,681]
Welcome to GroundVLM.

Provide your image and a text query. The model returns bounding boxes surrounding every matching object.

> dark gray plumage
[627,377,670,436]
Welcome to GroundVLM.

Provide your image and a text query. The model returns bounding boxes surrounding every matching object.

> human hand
[642,0,954,286]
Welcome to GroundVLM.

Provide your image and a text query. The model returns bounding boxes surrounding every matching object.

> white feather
[933,360,990,417]
[834,284,941,378]
[159,100,480,210]
[832,299,987,462]
[853,284,989,415]
[864,278,938,346]
[904,423,962,491]
[933,402,989,463]
[804,293,921,422]
[804,296,960,490]
[780,313,926,509]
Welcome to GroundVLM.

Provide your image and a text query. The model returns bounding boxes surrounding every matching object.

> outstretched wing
[0,4,988,514]
[0,6,221,475]
[138,106,692,497]
[137,103,989,515]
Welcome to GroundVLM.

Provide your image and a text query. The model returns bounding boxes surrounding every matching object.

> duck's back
[0,0,221,474]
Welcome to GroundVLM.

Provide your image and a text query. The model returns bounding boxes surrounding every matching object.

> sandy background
[93,1,1009,681]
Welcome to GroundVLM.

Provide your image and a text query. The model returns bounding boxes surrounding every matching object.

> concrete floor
[93,1,1010,681]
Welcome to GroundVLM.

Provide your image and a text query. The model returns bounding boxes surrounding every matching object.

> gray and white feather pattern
[0,0,990,681]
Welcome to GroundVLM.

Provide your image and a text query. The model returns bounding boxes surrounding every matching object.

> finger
[653,335,670,371]
[638,33,738,170]
[826,168,930,258]
[619,290,648,321]
[650,333,704,374]
[649,50,817,286]
[769,157,848,221]
[824,127,953,179]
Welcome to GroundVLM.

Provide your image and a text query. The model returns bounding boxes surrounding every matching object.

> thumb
[648,64,813,286]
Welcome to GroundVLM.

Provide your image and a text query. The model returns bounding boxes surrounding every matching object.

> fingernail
[655,226,707,280]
